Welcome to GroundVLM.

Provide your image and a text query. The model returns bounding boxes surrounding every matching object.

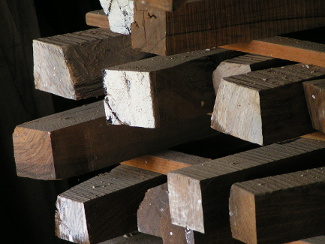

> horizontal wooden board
[132,0,325,55]
[85,10,109,28]
[222,35,325,68]
[13,101,216,179]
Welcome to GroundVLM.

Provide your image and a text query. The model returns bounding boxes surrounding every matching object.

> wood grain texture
[168,138,325,235]
[56,165,166,243]
[138,183,242,244]
[121,151,209,174]
[301,132,325,142]
[85,10,109,28]
[211,64,325,145]
[104,48,240,128]
[13,101,216,180]
[33,28,147,100]
[229,167,325,244]
[131,0,325,56]
[303,79,325,133]
[213,54,290,94]
[222,36,325,68]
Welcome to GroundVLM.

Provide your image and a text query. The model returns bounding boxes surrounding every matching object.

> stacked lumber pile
[12,0,324,243]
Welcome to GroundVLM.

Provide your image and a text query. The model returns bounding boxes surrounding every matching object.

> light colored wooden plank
[34,28,147,100]
[85,10,109,28]
[229,167,325,244]
[222,36,325,68]
[168,138,325,235]
[303,79,325,133]
[211,64,325,145]
[131,0,325,55]
[99,0,133,34]
[13,101,215,180]
[104,48,240,128]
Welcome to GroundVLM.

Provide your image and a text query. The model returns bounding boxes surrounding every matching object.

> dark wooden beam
[168,138,325,235]
[13,101,216,179]
[103,48,240,128]
[33,28,147,100]
[211,64,325,145]
[56,164,166,243]
[229,167,325,244]
[131,0,325,55]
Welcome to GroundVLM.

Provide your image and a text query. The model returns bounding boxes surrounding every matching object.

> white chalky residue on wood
[99,0,134,34]
[56,196,89,243]
[104,70,155,128]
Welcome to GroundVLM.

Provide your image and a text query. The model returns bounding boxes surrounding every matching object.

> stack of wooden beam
[13,0,324,243]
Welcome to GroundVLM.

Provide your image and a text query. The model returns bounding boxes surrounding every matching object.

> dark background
[0,0,102,243]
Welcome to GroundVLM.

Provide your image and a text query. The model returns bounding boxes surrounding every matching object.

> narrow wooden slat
[211,64,325,145]
[104,48,240,128]
[13,101,216,180]
[33,28,147,100]
[168,138,325,236]
[222,36,325,68]
[56,164,166,243]
[131,0,325,55]
[85,10,109,28]
[229,167,325,244]
[303,79,325,133]
[121,150,208,174]
[301,132,325,141]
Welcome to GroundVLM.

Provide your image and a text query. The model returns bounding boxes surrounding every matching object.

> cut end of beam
[211,78,262,145]
[104,70,156,128]
[167,172,205,233]
[13,127,56,179]
[56,196,89,244]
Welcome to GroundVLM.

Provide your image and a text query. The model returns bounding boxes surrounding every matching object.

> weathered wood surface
[301,132,325,142]
[213,54,290,94]
[56,164,166,243]
[34,28,147,100]
[131,0,325,55]
[99,0,133,34]
[222,36,325,68]
[85,10,109,28]
[13,101,216,180]
[211,64,325,145]
[122,150,209,174]
[303,79,325,133]
[104,48,240,128]
[168,138,325,236]
[229,167,325,244]
[138,183,241,244]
